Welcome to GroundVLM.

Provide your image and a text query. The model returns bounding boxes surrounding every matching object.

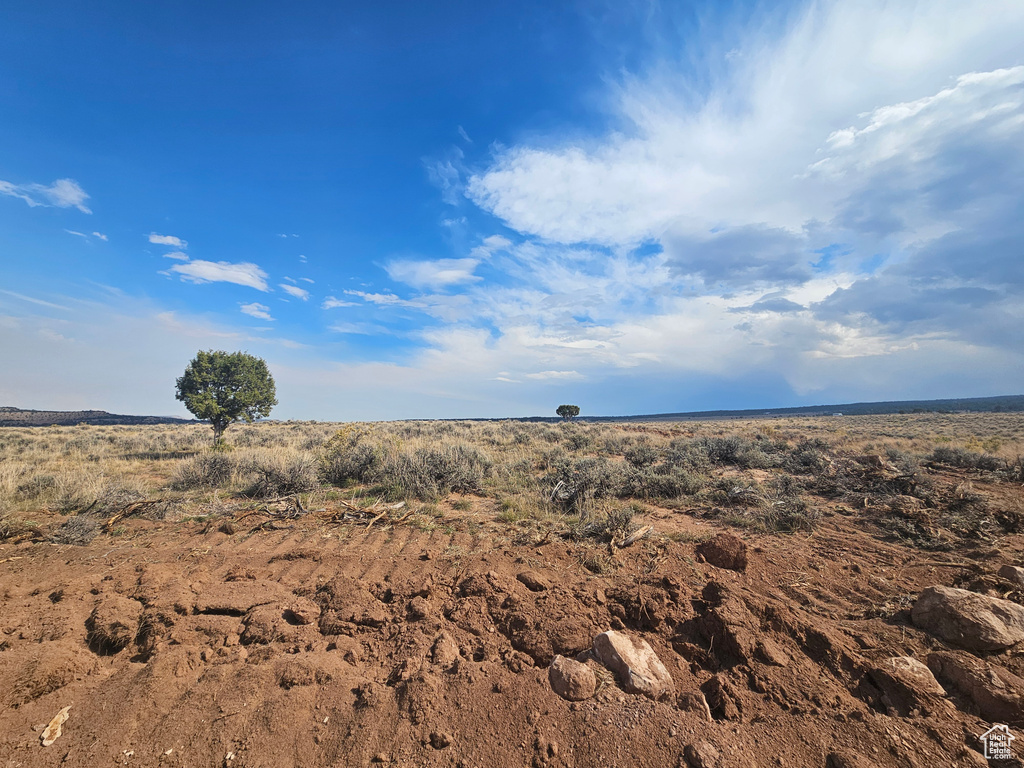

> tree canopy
[556,404,580,421]
[175,350,277,443]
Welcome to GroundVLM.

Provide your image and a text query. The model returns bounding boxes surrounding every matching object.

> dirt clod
[696,533,748,572]
[548,654,596,701]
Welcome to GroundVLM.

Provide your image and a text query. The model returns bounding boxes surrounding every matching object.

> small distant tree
[175,350,278,445]
[556,404,580,421]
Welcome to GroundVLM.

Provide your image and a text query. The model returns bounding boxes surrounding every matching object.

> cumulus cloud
[148,233,188,248]
[240,302,274,321]
[280,284,310,300]
[169,260,270,291]
[0,178,91,213]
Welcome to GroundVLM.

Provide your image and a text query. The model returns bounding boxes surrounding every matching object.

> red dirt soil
[1,497,1021,768]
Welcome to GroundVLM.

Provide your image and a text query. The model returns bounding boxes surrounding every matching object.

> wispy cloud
[66,229,108,241]
[0,289,71,311]
[322,296,357,309]
[240,302,274,320]
[386,257,481,289]
[0,178,91,213]
[161,251,190,261]
[280,283,310,300]
[148,233,187,248]
[169,260,270,290]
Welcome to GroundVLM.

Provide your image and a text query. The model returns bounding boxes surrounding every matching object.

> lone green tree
[556,404,580,421]
[175,350,278,445]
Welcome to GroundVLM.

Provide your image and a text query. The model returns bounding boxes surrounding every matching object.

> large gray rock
[548,655,596,701]
[911,586,1024,651]
[592,630,673,700]
[928,651,1024,726]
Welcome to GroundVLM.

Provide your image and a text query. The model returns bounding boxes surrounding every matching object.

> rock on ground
[592,630,673,700]
[696,533,748,572]
[683,740,721,768]
[999,564,1024,588]
[911,586,1024,652]
[826,752,876,768]
[864,656,946,716]
[548,655,596,701]
[928,651,1024,726]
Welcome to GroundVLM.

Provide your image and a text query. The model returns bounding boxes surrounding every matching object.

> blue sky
[1,0,1022,420]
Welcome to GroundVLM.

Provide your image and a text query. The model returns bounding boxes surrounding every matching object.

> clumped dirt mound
[2,503,1023,767]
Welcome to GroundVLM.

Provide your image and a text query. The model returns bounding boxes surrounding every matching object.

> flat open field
[2,413,1024,767]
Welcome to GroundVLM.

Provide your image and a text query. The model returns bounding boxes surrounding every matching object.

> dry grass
[1,412,1022,545]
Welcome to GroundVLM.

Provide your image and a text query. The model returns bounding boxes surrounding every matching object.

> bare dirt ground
[2,469,1023,768]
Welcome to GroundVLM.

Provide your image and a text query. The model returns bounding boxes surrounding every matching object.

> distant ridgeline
[0,407,195,427]
[583,394,1024,422]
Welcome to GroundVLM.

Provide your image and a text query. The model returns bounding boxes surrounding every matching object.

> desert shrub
[410,444,492,495]
[172,453,237,490]
[565,503,638,542]
[929,446,1004,471]
[563,429,593,452]
[546,457,626,515]
[241,450,319,498]
[663,440,712,472]
[621,466,707,499]
[624,442,659,468]
[15,473,57,501]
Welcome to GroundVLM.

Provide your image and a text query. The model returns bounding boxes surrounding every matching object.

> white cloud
[66,229,108,241]
[0,289,71,311]
[240,302,274,321]
[524,370,585,381]
[385,257,481,289]
[299,277,314,284]
[0,178,91,213]
[92,232,108,241]
[169,260,270,291]
[322,296,357,309]
[162,251,190,261]
[148,233,187,248]
[467,0,1024,247]
[280,284,310,300]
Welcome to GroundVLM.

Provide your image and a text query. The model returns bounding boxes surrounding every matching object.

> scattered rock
[407,596,431,621]
[864,656,945,716]
[548,655,596,701]
[431,632,461,668]
[592,630,673,700]
[40,705,71,747]
[755,638,789,667]
[429,731,452,749]
[928,651,1024,725]
[683,740,721,768]
[826,752,876,768]
[696,533,748,572]
[86,594,142,654]
[677,691,713,722]
[701,675,741,721]
[911,586,1024,651]
[999,565,1024,589]
[517,571,551,592]
[282,598,320,626]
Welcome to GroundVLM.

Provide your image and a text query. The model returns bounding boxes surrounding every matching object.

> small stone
[677,691,713,722]
[592,630,673,701]
[407,596,431,621]
[517,570,551,592]
[548,655,597,701]
[826,752,876,768]
[683,740,721,768]
[431,632,460,668]
[429,731,452,749]
[999,564,1024,588]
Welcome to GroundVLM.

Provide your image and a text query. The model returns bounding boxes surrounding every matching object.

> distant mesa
[0,407,195,427]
